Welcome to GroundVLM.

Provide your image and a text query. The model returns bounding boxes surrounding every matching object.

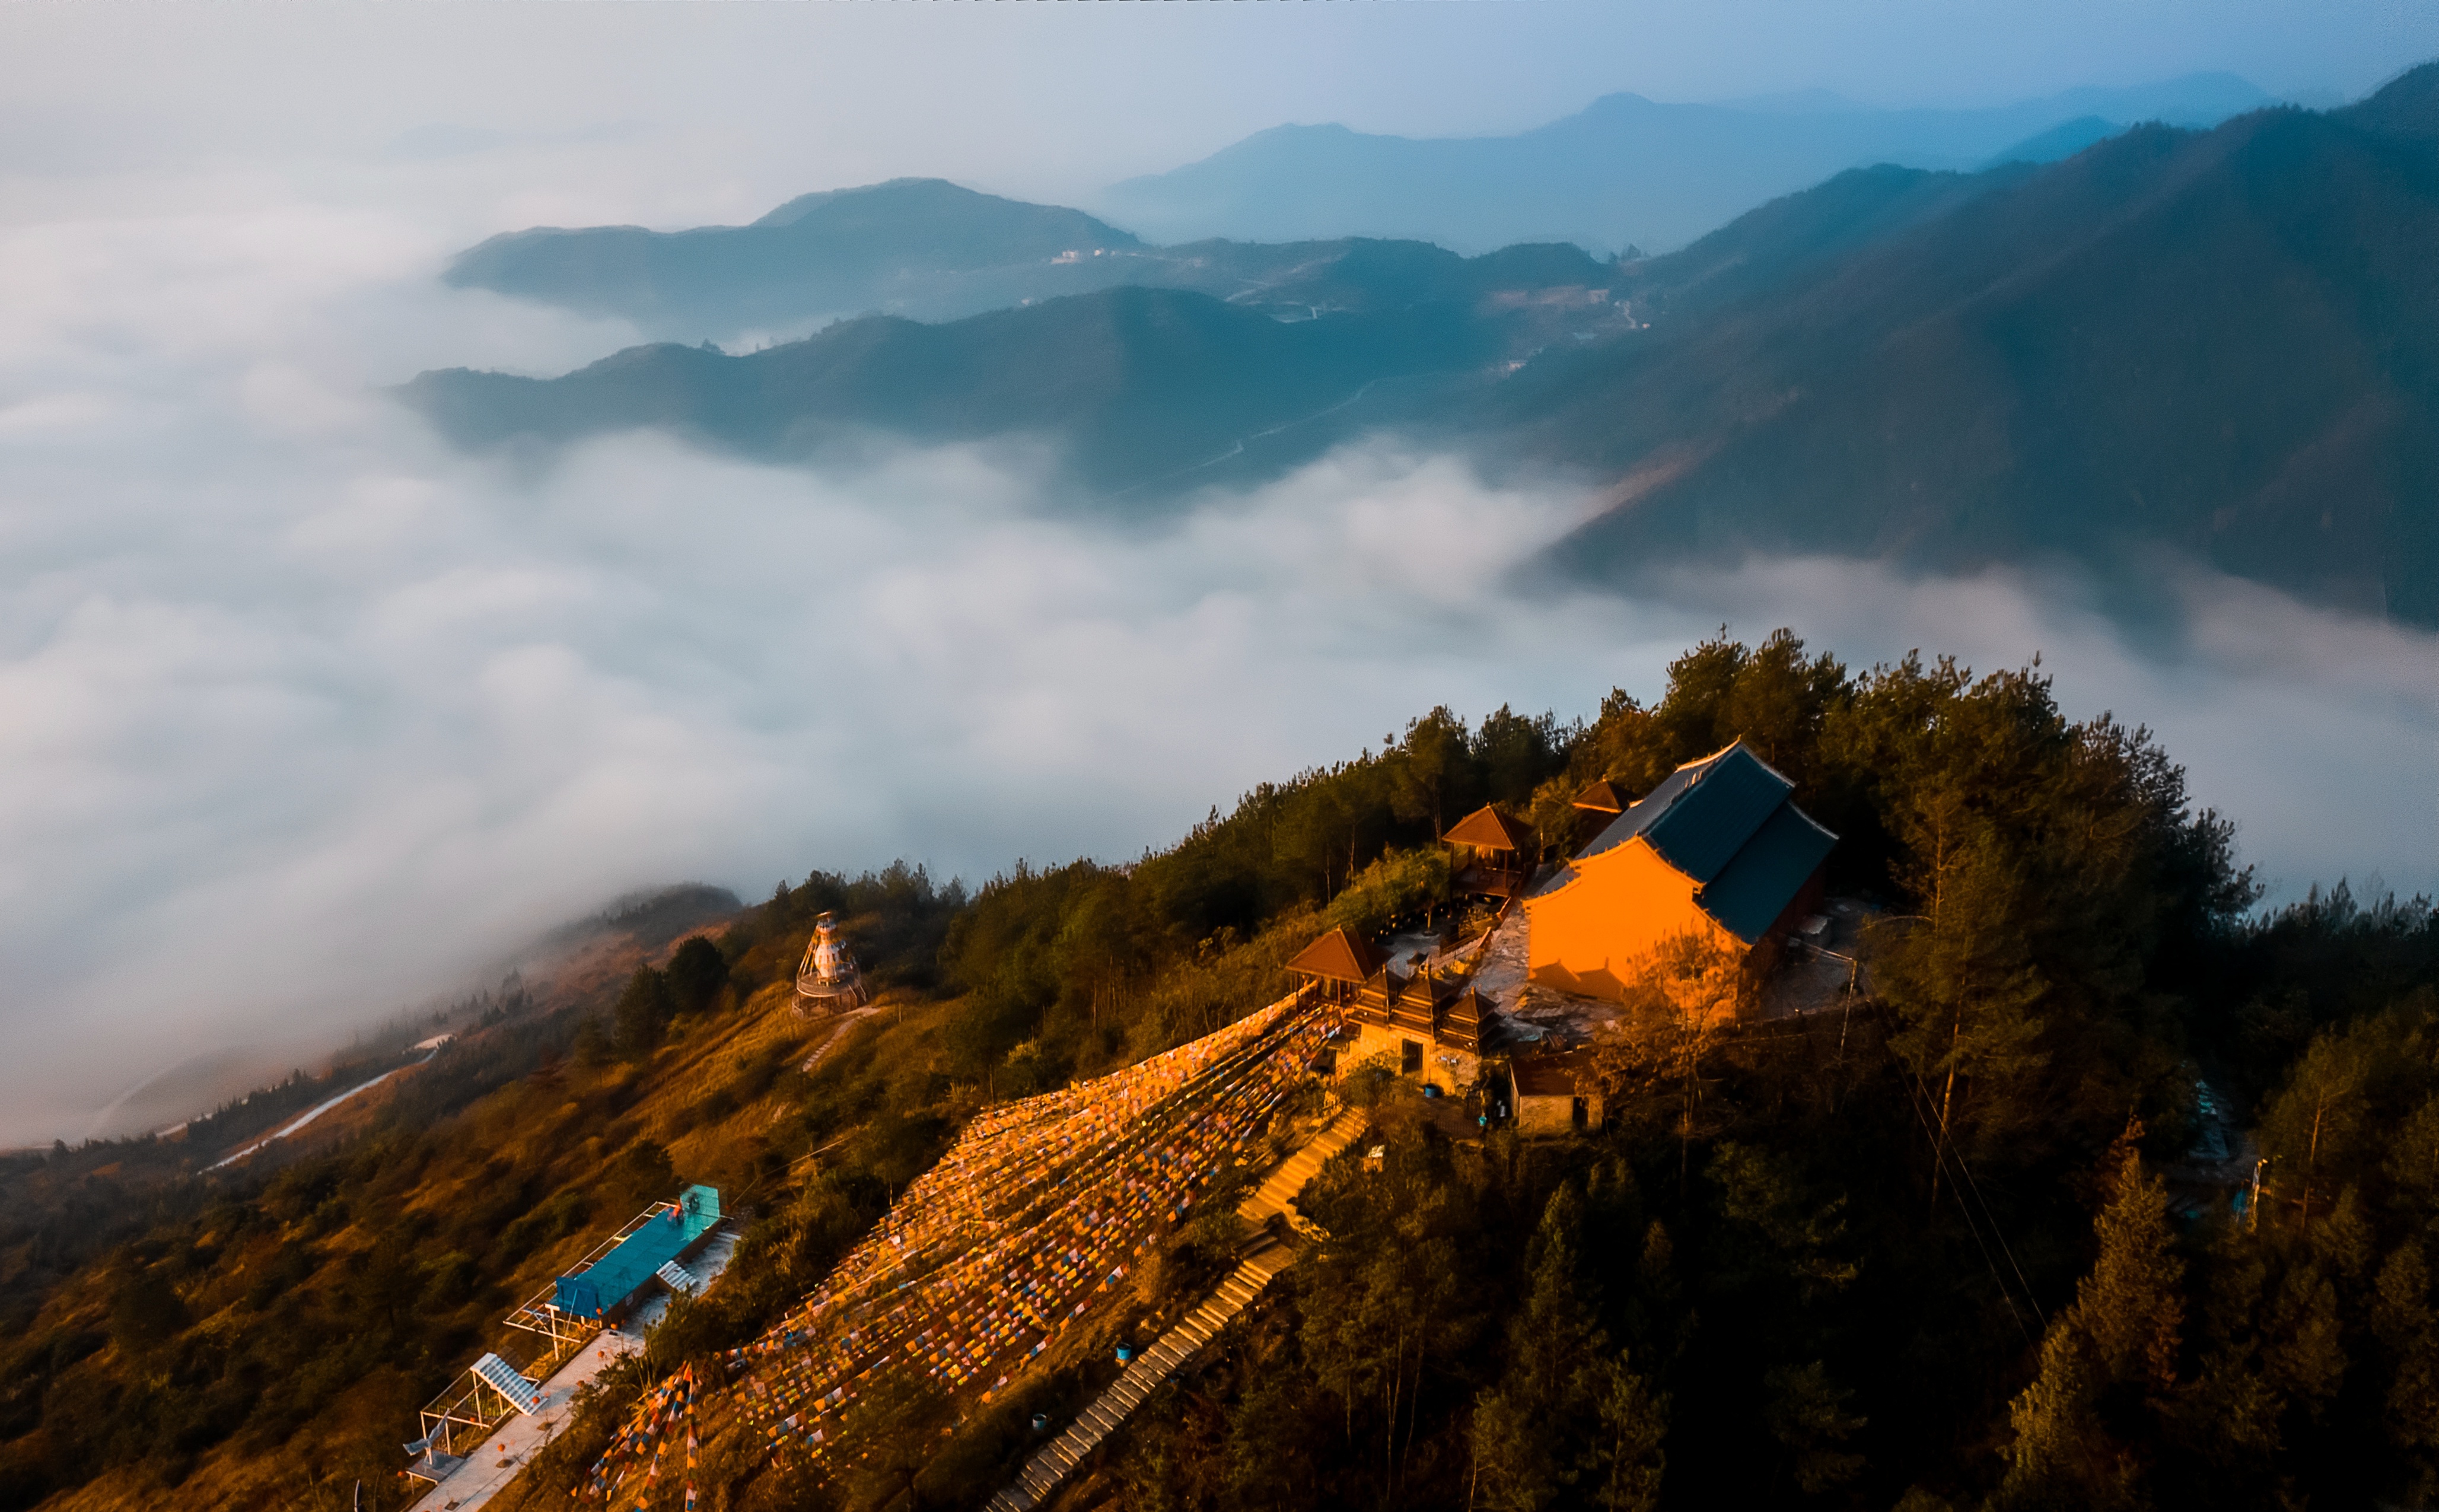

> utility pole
[2300,1095,2326,1228]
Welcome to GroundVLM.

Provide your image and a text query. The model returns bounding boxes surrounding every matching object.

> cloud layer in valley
[4,105,2435,1150]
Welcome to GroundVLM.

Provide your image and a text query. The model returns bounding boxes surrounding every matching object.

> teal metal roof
[553,1185,722,1320]
[1696,803,1838,944]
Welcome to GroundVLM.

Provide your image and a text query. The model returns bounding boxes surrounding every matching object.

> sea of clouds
[3,126,2434,1149]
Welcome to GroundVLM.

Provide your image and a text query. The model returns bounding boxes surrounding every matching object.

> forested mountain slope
[5,632,2438,1511]
[400,284,1508,495]
[1507,65,2439,624]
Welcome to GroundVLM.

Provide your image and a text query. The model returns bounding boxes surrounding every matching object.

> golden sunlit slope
[2,912,868,1512]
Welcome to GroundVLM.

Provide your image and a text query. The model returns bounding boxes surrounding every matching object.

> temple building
[794,911,869,1014]
[1287,927,1487,1096]
[1521,741,1836,1001]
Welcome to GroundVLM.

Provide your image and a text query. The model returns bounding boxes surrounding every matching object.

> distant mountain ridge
[442,74,2268,345]
[404,284,1515,495]
[447,178,1631,346]
[1493,66,2439,625]
[409,65,2439,626]
[447,177,1144,342]
[1091,73,2274,253]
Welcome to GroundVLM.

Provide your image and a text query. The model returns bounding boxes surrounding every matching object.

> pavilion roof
[1571,778,1626,814]
[1285,926,1389,984]
[1443,804,1533,852]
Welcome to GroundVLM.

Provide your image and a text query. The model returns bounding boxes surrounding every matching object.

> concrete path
[209,1048,440,1169]
[798,1003,881,1073]
[407,1226,740,1512]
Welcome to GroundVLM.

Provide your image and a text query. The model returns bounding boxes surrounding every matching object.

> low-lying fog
[5,114,2434,1153]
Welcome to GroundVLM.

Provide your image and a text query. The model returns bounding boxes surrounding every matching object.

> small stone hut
[1507,1049,1606,1135]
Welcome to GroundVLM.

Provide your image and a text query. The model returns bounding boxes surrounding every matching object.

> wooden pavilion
[1288,925,1491,1094]
[1441,804,1536,900]
[1284,926,1389,1005]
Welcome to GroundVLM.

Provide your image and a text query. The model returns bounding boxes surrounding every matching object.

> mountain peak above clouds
[742,176,1141,244]
[443,177,1139,338]
[1090,73,2277,254]
[1495,89,2439,626]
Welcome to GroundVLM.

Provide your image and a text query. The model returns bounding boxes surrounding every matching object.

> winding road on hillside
[208,1044,441,1170]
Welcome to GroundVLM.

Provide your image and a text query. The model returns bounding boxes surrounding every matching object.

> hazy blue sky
[4,0,2435,224]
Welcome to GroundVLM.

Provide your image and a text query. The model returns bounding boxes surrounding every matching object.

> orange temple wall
[1522,841,1743,999]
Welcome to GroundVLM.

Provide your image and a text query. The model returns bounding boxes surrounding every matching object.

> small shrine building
[794,911,870,1015]
[1287,927,1488,1097]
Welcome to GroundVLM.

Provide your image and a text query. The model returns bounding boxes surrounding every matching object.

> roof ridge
[1675,736,1795,788]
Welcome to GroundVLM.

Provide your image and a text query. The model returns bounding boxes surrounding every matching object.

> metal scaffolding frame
[405,1193,721,1488]
[403,1354,542,1487]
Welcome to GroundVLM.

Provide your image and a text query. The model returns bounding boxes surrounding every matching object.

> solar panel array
[470,1352,545,1415]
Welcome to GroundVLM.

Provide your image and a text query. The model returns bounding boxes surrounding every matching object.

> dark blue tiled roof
[1575,762,1701,860]
[1576,743,1794,883]
[1697,802,1839,944]
[1644,744,1795,883]
[1554,740,1836,944]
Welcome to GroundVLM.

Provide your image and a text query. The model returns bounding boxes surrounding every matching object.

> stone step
[987,1109,1352,1510]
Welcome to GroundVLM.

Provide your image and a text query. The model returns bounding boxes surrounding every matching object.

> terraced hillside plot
[580,989,1330,1500]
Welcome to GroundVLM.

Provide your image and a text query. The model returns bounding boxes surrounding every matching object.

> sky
[3,0,2437,1145]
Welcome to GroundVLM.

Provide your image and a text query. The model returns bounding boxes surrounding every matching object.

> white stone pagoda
[794,911,868,1015]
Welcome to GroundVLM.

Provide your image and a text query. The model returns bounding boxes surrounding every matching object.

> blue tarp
[553,1185,721,1319]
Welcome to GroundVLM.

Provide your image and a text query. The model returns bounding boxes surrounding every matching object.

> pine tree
[2375,1240,2439,1495]
[1762,1360,1866,1494]
[1995,1142,2184,1510]
[1585,1354,1669,1511]
[1879,794,2049,1189]
[1472,1185,1670,1512]
[2080,1145,2186,1393]
[614,965,676,1058]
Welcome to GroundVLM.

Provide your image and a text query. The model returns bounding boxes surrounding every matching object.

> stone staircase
[1234,1105,1367,1237]
[985,1241,1296,1512]
[984,1106,1370,1512]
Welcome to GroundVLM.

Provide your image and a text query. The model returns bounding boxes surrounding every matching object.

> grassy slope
[10,891,1324,1512]
[27,998,827,1511]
